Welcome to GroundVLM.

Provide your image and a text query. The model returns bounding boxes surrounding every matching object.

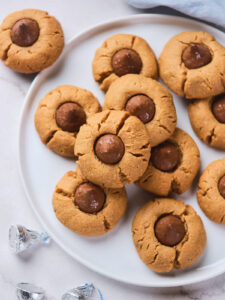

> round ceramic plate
[18,14,225,287]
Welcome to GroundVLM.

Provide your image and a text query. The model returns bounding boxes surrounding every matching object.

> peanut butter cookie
[137,128,200,196]
[132,198,206,273]
[198,158,225,224]
[103,74,177,146]
[188,94,225,149]
[75,110,151,188]
[0,9,64,73]
[52,168,127,237]
[92,33,158,92]
[35,85,100,158]
[159,31,225,99]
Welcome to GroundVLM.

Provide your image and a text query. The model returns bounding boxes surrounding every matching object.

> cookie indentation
[154,215,185,246]
[111,48,142,77]
[74,182,105,213]
[125,94,155,124]
[55,102,86,132]
[94,134,125,164]
[218,175,225,199]
[151,141,180,172]
[10,18,40,47]
[182,43,212,69]
[212,94,225,123]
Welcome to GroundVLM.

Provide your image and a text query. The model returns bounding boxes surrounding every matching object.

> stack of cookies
[158,32,225,230]
[33,32,213,274]
[154,31,225,272]
[2,9,223,274]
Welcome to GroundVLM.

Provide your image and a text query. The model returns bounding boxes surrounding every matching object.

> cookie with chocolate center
[92,33,158,92]
[188,94,225,149]
[103,74,177,147]
[0,9,64,73]
[198,158,225,224]
[35,85,100,158]
[159,31,225,99]
[132,198,206,273]
[137,128,200,196]
[52,168,127,236]
[75,110,151,188]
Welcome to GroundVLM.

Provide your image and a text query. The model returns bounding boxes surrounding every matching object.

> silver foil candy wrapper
[62,283,103,300]
[16,283,45,300]
[9,224,50,254]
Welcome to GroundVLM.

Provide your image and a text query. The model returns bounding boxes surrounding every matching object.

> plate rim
[17,13,225,287]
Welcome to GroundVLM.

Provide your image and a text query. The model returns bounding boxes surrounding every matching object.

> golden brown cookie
[159,31,225,99]
[52,168,127,237]
[197,158,225,224]
[188,94,225,149]
[0,9,64,73]
[132,198,206,273]
[35,85,100,158]
[92,33,158,92]
[137,128,200,196]
[103,74,177,146]
[75,110,151,188]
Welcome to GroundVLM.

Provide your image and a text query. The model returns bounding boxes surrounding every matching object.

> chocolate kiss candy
[74,183,105,214]
[151,141,180,172]
[182,43,212,69]
[112,48,142,76]
[62,283,103,300]
[125,94,155,124]
[16,283,45,300]
[212,95,225,123]
[95,134,125,164]
[155,215,185,246]
[9,225,50,254]
[218,175,225,198]
[11,18,40,47]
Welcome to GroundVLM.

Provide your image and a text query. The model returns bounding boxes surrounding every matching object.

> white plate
[18,14,225,287]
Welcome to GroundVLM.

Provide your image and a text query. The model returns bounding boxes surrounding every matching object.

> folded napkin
[126,0,225,28]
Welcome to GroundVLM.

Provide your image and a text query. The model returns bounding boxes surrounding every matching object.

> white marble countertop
[1,0,225,299]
